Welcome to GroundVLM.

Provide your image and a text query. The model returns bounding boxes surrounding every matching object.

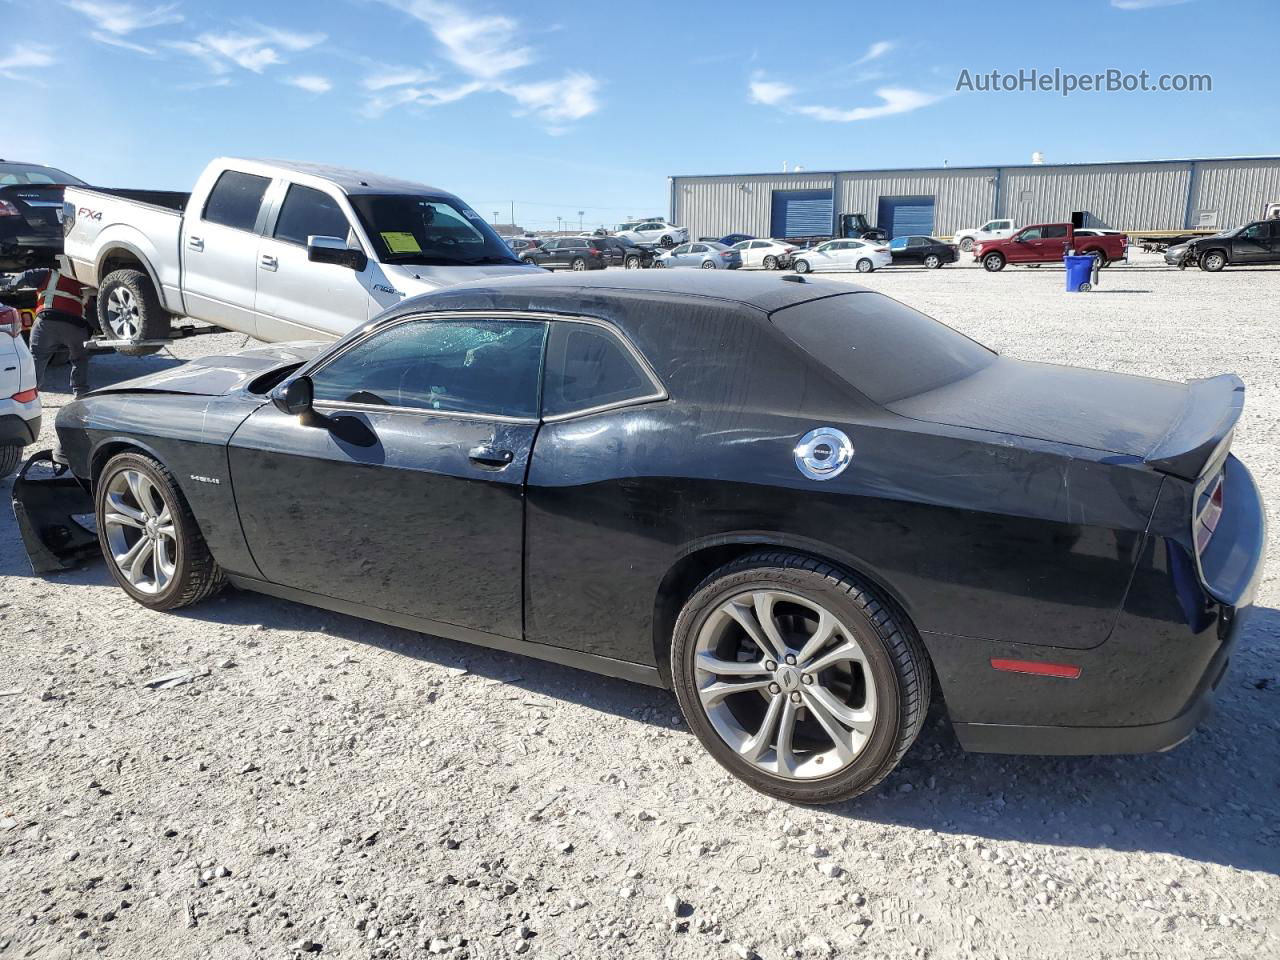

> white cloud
[1111,0,1192,7]
[171,26,324,76]
[748,78,796,106]
[66,1,182,35]
[854,40,894,65]
[371,0,599,130]
[0,44,57,79]
[91,30,157,54]
[285,74,331,94]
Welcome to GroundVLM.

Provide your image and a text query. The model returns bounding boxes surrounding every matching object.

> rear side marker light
[12,388,38,403]
[990,658,1081,679]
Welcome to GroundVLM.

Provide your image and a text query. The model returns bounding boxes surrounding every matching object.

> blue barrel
[1064,254,1095,292]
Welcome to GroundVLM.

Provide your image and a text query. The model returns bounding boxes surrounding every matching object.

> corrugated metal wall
[1189,159,1280,229]
[671,175,834,239]
[996,162,1189,230]
[671,158,1280,239]
[839,170,997,236]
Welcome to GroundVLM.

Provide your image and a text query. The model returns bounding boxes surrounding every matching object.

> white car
[0,306,40,477]
[791,238,892,275]
[614,220,687,248]
[952,218,1017,253]
[731,238,798,270]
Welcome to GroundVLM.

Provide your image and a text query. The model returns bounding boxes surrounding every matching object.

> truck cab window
[203,171,271,232]
[274,184,352,246]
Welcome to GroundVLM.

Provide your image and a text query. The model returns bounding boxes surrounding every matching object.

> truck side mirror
[308,235,368,271]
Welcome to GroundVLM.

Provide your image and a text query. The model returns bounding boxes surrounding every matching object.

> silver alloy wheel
[763,255,778,270]
[925,254,941,269]
[959,237,973,252]
[105,285,141,340]
[625,256,640,269]
[1204,252,1226,271]
[856,259,873,273]
[693,589,877,780]
[571,258,587,271]
[794,260,810,274]
[701,259,715,269]
[102,469,177,595]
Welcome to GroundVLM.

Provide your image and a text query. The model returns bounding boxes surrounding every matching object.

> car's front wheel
[96,452,225,610]
[793,259,811,274]
[672,552,930,804]
[1200,250,1227,272]
[982,252,1006,272]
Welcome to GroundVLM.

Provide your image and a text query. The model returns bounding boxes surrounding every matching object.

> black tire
[625,255,640,269]
[659,235,674,248]
[97,269,167,357]
[651,259,666,269]
[1200,249,1227,272]
[958,237,974,252]
[982,252,1006,272]
[856,258,874,273]
[570,257,587,271]
[95,452,225,610]
[1084,250,1108,269]
[763,255,778,270]
[794,259,811,274]
[0,443,23,479]
[671,551,931,804]
[924,254,942,269]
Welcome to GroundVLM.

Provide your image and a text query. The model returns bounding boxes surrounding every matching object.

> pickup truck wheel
[96,452,225,610]
[958,237,974,252]
[1200,250,1227,272]
[98,269,167,357]
[1085,251,1109,269]
[982,252,1006,272]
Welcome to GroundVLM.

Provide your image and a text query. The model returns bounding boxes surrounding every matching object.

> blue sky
[3,0,1275,232]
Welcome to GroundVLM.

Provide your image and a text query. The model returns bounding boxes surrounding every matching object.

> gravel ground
[2,250,1277,960]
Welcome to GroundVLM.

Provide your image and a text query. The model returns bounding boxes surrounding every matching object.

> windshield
[0,162,87,186]
[348,194,523,267]
[772,292,996,405]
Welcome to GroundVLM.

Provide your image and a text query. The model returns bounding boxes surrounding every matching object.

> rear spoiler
[1146,374,1244,481]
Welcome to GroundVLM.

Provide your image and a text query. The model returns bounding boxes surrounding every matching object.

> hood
[380,261,539,296]
[886,356,1199,461]
[90,342,325,398]
[1189,228,1238,245]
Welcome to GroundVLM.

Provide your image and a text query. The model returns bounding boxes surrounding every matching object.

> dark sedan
[0,160,88,272]
[519,236,607,271]
[888,235,958,268]
[15,272,1264,804]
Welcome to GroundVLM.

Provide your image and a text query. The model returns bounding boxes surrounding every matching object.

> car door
[254,181,375,341]
[181,169,271,335]
[666,243,691,266]
[1041,224,1069,259]
[530,239,557,267]
[731,241,754,267]
[1270,221,1280,262]
[228,315,547,640]
[1006,226,1041,263]
[1232,222,1270,263]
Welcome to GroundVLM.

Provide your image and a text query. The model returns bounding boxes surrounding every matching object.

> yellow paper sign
[381,231,421,254]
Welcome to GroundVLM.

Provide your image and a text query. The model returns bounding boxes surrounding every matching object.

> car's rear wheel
[671,552,930,804]
[700,260,715,269]
[924,254,942,269]
[794,259,811,274]
[625,255,640,269]
[96,452,225,610]
[570,257,587,271]
[97,269,166,357]
[763,255,778,270]
[958,237,974,252]
[0,444,23,479]
[856,258,874,273]
[982,252,1006,272]
[660,235,675,248]
[1200,250,1227,272]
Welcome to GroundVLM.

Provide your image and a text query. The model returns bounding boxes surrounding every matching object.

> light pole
[578,210,584,232]
[556,216,562,235]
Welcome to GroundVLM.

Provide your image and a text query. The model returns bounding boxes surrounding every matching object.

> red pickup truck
[975,223,1128,272]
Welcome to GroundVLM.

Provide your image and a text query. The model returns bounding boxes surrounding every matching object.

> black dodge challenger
[14,271,1264,803]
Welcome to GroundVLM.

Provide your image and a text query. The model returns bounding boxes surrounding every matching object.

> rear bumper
[0,412,40,446]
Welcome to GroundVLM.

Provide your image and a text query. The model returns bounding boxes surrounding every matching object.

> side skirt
[225,575,666,689]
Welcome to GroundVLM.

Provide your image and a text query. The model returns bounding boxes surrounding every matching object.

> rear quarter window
[771,293,995,405]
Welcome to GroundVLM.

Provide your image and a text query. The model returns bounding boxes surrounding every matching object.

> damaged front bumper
[11,450,100,574]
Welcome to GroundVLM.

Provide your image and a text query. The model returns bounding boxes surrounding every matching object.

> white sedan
[614,220,688,248]
[791,239,892,274]
[730,238,798,270]
[0,305,41,477]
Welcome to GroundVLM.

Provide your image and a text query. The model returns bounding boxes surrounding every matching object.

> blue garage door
[877,196,936,240]
[771,189,834,238]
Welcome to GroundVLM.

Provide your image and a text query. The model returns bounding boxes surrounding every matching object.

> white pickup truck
[951,218,1018,253]
[62,158,535,354]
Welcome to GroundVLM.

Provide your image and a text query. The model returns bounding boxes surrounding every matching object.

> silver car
[654,241,742,269]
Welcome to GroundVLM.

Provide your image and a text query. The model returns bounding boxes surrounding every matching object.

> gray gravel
[2,250,1277,959]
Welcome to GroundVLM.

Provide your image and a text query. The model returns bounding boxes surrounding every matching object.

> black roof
[396,269,867,319]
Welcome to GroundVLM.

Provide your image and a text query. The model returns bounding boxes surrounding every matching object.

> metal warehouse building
[669,155,1280,240]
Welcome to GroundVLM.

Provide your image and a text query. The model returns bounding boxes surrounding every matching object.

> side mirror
[308,235,368,271]
[274,375,315,416]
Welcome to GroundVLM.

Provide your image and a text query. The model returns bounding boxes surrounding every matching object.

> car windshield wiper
[380,254,474,266]
[461,256,524,266]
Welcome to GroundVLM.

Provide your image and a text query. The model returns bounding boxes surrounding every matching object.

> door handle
[187,236,204,251]
[260,254,278,271]
[468,445,514,468]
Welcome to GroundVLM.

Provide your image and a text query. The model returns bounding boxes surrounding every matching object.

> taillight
[0,199,20,217]
[589,248,602,256]
[0,306,20,337]
[1194,471,1224,555]
[720,251,733,258]
[12,388,37,403]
